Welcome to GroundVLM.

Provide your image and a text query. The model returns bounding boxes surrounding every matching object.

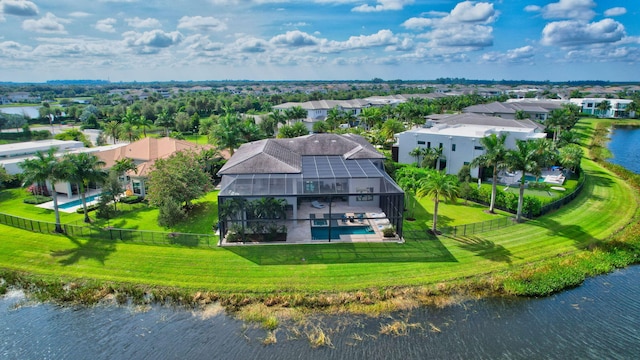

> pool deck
[37,189,103,213]
[221,200,402,246]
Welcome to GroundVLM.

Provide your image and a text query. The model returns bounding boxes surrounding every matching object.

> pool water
[311,226,374,240]
[523,175,544,183]
[58,194,102,209]
[312,219,328,226]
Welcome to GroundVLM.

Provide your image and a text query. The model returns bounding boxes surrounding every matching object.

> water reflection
[2,266,639,359]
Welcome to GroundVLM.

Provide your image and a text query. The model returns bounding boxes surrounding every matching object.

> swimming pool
[523,175,544,183]
[311,226,374,240]
[312,219,328,226]
[58,194,102,209]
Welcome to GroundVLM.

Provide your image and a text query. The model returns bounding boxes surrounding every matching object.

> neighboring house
[464,100,566,121]
[0,140,85,175]
[569,98,635,118]
[217,133,404,242]
[95,137,219,197]
[0,95,10,105]
[394,113,546,177]
[7,92,40,103]
[273,99,369,131]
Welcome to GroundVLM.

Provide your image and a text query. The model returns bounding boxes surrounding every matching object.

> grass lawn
[0,155,635,293]
[0,118,638,296]
[0,188,219,234]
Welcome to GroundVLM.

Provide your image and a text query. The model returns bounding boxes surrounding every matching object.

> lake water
[0,106,40,119]
[2,266,639,359]
[608,126,640,173]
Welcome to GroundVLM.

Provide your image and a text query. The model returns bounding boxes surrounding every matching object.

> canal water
[2,266,639,359]
[608,126,640,173]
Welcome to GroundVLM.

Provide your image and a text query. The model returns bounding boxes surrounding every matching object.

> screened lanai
[217,134,405,243]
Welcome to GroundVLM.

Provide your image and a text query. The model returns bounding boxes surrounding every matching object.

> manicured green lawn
[0,156,635,293]
[1,118,638,295]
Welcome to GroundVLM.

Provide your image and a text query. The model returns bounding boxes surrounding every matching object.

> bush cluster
[23,195,52,204]
[120,195,144,204]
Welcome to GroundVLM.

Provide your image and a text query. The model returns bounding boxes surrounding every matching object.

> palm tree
[505,140,542,222]
[211,112,245,155]
[359,107,382,130]
[596,100,611,117]
[63,153,108,223]
[558,144,584,175]
[626,101,638,118]
[103,120,122,145]
[138,115,153,137]
[284,106,307,125]
[470,133,507,213]
[19,147,68,233]
[417,170,459,234]
[155,110,174,137]
[409,147,423,165]
[121,122,139,143]
[515,110,528,120]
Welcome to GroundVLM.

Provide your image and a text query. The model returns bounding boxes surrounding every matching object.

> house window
[439,143,443,149]
[132,181,142,195]
[427,142,431,148]
[464,162,469,165]
[452,144,456,151]
[474,146,484,150]
[417,140,425,145]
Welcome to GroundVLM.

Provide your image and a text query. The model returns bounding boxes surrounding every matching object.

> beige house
[96,137,222,197]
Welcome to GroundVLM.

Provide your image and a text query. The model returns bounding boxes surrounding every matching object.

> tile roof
[218,133,383,175]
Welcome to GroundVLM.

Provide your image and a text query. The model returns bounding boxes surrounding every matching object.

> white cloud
[482,45,535,64]
[402,1,497,30]
[322,29,399,52]
[68,12,91,18]
[401,2,497,49]
[565,46,640,64]
[123,30,183,53]
[284,22,310,28]
[541,19,625,47]
[177,16,227,32]
[22,13,69,34]
[604,7,627,17]
[528,0,596,21]
[125,17,162,29]
[1,0,38,16]
[270,30,320,47]
[352,0,414,13]
[232,36,269,53]
[95,18,117,33]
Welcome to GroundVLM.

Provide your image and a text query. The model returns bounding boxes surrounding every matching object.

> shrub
[23,195,52,204]
[120,195,144,204]
[382,225,396,238]
[76,203,100,214]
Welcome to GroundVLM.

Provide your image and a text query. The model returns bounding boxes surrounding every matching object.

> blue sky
[0,0,638,82]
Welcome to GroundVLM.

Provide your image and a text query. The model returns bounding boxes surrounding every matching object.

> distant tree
[626,101,638,118]
[174,112,192,133]
[155,110,174,137]
[505,140,544,222]
[103,120,122,144]
[277,122,309,138]
[210,113,246,155]
[312,120,330,133]
[54,128,92,147]
[515,110,529,120]
[137,115,153,137]
[284,106,307,125]
[380,119,405,147]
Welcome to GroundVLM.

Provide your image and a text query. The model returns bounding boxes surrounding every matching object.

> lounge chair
[311,200,326,209]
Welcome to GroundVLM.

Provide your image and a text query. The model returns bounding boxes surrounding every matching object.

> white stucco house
[569,98,635,118]
[393,114,547,177]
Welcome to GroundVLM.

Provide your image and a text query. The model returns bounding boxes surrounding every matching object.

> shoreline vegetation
[1,119,640,334]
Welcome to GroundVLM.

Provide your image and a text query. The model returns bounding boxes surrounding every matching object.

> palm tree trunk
[81,193,90,223]
[490,166,498,213]
[517,180,525,222]
[432,194,439,233]
[52,191,63,233]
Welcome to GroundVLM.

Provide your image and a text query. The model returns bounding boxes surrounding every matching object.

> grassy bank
[1,118,639,319]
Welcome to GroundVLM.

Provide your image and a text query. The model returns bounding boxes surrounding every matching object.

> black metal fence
[440,216,519,237]
[0,213,219,248]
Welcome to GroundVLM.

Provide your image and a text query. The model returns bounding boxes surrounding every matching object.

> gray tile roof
[218,133,383,175]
